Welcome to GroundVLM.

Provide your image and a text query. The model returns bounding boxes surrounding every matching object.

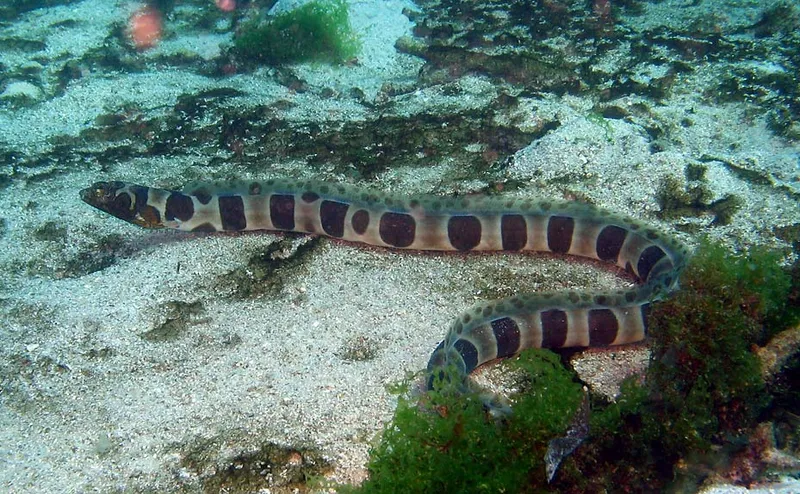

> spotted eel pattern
[81,179,688,388]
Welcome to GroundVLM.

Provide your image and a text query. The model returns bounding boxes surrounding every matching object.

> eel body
[80,179,688,387]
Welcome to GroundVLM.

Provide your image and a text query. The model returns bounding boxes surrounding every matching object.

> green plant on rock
[350,240,799,491]
[356,349,583,493]
[656,173,743,226]
[646,242,787,437]
[233,0,360,65]
[576,241,797,490]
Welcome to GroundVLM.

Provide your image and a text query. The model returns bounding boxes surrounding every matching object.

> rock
[0,80,43,106]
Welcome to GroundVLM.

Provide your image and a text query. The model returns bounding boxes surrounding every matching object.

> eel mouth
[80,181,163,228]
[80,181,129,215]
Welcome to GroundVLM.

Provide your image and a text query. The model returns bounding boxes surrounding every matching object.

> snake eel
[80,179,689,390]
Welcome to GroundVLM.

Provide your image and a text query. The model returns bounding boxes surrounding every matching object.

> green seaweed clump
[233,0,360,66]
[356,349,583,493]
[576,241,797,490]
[656,173,743,226]
[351,241,798,492]
[647,243,789,441]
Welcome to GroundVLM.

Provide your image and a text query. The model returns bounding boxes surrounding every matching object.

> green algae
[221,236,321,300]
[572,241,797,490]
[177,435,332,493]
[338,335,381,363]
[656,171,743,226]
[753,1,800,38]
[32,221,67,241]
[141,300,206,342]
[233,0,360,66]
[355,349,583,493]
[349,241,799,491]
[25,224,127,279]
